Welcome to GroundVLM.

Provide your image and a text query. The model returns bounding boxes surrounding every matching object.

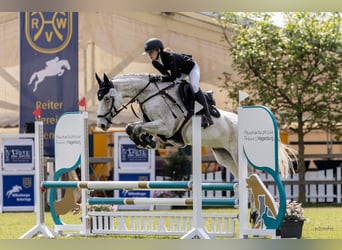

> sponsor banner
[2,175,34,211]
[117,173,151,210]
[118,136,152,170]
[2,139,34,170]
[118,173,151,198]
[120,144,149,163]
[20,12,78,156]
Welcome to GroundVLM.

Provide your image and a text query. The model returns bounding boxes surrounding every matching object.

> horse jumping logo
[6,185,22,198]
[27,56,71,92]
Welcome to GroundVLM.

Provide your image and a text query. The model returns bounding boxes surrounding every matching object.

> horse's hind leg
[211,148,238,178]
[28,73,37,86]
[212,147,260,228]
[33,77,44,92]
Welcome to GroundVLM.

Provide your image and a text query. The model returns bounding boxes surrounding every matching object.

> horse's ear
[103,73,110,84]
[95,73,102,85]
[103,73,113,88]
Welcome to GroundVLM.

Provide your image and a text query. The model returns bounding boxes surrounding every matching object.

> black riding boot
[194,89,213,128]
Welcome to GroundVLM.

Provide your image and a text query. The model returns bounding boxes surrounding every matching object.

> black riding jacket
[152,51,195,82]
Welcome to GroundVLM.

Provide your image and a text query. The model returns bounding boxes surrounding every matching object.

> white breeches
[176,62,200,93]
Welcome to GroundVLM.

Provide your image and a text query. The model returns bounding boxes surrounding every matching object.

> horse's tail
[278,140,297,179]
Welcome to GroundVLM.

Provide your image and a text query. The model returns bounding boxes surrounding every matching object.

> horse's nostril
[101,124,106,130]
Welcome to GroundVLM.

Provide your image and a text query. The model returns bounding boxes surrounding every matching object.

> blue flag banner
[20,12,78,156]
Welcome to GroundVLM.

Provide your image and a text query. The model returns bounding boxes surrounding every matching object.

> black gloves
[149,75,162,83]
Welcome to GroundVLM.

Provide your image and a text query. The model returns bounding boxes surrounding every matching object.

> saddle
[131,80,220,148]
[177,80,220,118]
[157,81,220,145]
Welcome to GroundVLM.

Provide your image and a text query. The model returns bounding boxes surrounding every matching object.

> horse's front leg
[126,120,171,149]
[57,69,65,76]
[132,119,172,138]
[126,122,157,149]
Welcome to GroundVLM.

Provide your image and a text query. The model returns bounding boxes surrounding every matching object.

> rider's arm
[152,60,169,76]
[159,52,178,82]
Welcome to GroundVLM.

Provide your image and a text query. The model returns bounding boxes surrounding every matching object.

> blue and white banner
[2,139,34,170]
[2,175,34,212]
[118,173,151,198]
[20,12,78,156]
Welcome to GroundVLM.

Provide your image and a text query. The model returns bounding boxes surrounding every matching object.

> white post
[238,91,249,239]
[238,107,249,239]
[20,121,57,239]
[337,167,341,203]
[81,112,90,235]
[181,101,211,239]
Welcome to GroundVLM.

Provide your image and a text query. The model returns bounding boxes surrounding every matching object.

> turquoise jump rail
[41,181,237,191]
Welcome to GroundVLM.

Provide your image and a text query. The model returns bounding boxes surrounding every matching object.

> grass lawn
[1,206,342,239]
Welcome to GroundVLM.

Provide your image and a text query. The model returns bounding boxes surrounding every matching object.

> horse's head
[64,60,71,70]
[96,73,123,131]
[59,59,71,70]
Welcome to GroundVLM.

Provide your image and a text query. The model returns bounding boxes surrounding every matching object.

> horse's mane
[112,73,151,81]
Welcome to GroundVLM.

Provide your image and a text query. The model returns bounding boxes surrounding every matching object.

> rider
[143,38,213,128]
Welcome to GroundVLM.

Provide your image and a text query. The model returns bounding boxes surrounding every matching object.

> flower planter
[277,220,304,239]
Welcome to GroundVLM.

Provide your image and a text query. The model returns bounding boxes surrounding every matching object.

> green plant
[163,150,191,198]
[284,200,305,221]
[164,150,191,181]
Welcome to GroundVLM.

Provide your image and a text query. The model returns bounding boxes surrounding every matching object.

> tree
[217,12,342,203]
[163,149,191,198]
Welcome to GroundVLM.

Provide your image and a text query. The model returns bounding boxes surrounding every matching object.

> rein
[139,82,184,119]
[97,79,152,122]
[98,77,185,122]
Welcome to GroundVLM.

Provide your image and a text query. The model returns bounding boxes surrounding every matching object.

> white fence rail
[156,165,342,203]
[89,211,238,238]
[260,167,342,203]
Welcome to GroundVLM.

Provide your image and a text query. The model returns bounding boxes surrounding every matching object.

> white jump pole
[20,121,57,239]
[181,101,211,239]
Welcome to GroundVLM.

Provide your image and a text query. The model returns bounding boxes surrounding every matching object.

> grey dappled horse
[96,73,292,226]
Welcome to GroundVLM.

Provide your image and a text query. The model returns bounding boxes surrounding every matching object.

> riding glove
[149,75,162,83]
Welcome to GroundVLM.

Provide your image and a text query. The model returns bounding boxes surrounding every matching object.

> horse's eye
[103,96,110,102]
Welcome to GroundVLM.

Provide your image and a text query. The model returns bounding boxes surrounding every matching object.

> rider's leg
[194,89,213,128]
[189,64,213,128]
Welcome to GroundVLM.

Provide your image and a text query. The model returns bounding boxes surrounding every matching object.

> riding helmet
[143,38,164,54]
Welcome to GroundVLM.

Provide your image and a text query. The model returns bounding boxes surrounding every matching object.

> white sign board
[239,106,278,171]
[55,112,84,172]
[116,133,153,172]
[1,139,34,171]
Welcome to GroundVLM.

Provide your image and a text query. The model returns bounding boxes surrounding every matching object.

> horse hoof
[150,141,156,148]
[126,124,134,135]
